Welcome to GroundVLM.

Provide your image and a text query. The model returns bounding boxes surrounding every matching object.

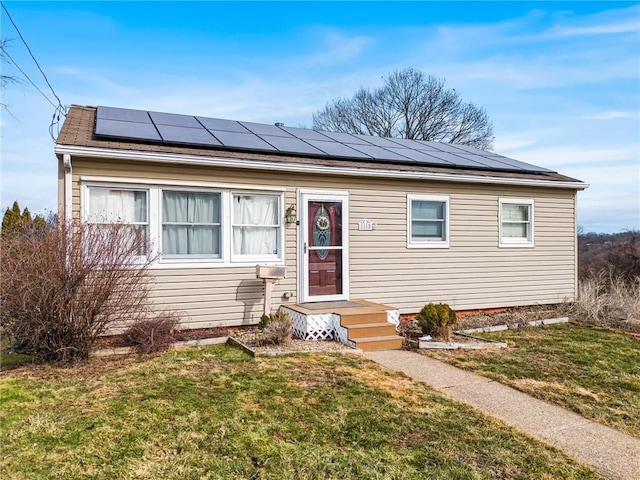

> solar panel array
[94,106,554,174]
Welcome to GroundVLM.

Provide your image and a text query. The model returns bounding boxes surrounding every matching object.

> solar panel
[258,135,327,156]
[97,106,151,123]
[386,137,441,151]
[156,125,222,146]
[239,121,294,137]
[348,144,416,163]
[95,118,161,141]
[208,130,277,151]
[353,134,402,148]
[196,117,249,133]
[423,151,490,169]
[149,111,202,128]
[281,126,332,141]
[384,147,455,166]
[485,155,554,173]
[455,154,522,171]
[92,106,555,175]
[444,143,485,155]
[316,130,371,145]
[420,141,469,154]
[303,140,374,159]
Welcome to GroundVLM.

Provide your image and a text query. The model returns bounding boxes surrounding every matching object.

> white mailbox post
[255,265,287,316]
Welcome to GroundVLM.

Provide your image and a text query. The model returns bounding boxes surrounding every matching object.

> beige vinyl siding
[71,157,577,328]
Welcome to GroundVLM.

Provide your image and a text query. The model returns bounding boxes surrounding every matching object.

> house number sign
[358,219,373,231]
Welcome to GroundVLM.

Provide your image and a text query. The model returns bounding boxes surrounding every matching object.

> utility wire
[1,47,59,110]
[1,1,64,110]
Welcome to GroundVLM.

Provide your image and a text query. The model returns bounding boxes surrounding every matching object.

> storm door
[299,191,349,302]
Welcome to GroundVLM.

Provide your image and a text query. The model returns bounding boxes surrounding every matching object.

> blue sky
[1,1,638,233]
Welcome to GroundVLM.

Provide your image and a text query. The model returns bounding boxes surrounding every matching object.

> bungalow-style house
[55,105,587,350]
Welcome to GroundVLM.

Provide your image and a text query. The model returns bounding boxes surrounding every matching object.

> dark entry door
[301,192,348,302]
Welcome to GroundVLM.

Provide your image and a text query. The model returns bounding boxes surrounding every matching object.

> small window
[161,190,221,258]
[499,198,534,247]
[408,194,449,248]
[232,193,281,259]
[87,186,149,256]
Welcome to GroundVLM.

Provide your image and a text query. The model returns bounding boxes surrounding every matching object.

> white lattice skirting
[280,306,400,348]
[280,307,334,341]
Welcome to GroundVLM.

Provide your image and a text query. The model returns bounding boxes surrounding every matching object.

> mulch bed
[94,325,247,349]
[231,328,352,355]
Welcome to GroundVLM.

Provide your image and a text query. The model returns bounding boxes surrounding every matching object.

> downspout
[574,191,579,302]
[63,154,72,222]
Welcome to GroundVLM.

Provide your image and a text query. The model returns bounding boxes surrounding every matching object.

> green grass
[0,336,32,368]
[427,324,640,437]
[0,346,601,479]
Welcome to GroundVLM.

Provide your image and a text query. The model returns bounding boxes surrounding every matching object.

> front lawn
[426,324,640,437]
[0,346,600,479]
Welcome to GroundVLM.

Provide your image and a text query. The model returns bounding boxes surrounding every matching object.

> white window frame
[230,191,284,264]
[83,184,151,262]
[499,198,535,248]
[81,178,285,268]
[159,188,224,263]
[407,194,450,248]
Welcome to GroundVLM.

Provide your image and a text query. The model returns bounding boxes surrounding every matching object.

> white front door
[299,190,349,303]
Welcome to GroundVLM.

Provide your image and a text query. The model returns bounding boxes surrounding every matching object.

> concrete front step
[339,312,388,326]
[346,322,397,338]
[352,334,404,352]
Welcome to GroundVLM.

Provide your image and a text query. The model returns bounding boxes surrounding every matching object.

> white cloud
[493,133,538,151]
[547,5,640,38]
[502,145,639,169]
[300,30,373,68]
[584,110,639,121]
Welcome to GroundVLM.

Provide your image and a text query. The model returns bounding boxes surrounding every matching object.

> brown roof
[56,105,582,185]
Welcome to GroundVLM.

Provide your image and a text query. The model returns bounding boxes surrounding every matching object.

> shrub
[257,313,271,330]
[0,220,157,363]
[416,303,458,341]
[258,310,294,346]
[122,312,181,354]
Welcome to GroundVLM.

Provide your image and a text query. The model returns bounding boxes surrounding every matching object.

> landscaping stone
[460,316,568,334]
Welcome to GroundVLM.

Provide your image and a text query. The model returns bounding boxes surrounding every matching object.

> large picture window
[232,194,280,257]
[162,191,221,257]
[87,186,148,256]
[407,194,449,248]
[84,182,284,266]
[499,198,534,247]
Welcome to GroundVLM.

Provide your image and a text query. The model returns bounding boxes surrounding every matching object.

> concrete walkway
[365,350,640,480]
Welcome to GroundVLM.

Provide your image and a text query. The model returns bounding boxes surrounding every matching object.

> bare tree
[313,68,494,150]
[0,39,20,110]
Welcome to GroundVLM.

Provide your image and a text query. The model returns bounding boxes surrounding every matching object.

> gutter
[54,145,589,190]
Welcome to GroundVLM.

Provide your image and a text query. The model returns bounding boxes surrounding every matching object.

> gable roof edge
[55,144,589,191]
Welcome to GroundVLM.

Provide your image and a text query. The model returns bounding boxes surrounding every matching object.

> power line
[1,47,59,110]
[1,1,64,110]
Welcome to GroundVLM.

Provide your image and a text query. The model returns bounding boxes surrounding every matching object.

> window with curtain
[162,191,221,257]
[408,195,449,247]
[87,187,148,255]
[500,199,534,246]
[232,194,280,257]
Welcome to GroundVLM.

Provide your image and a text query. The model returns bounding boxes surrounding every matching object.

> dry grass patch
[572,275,640,331]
